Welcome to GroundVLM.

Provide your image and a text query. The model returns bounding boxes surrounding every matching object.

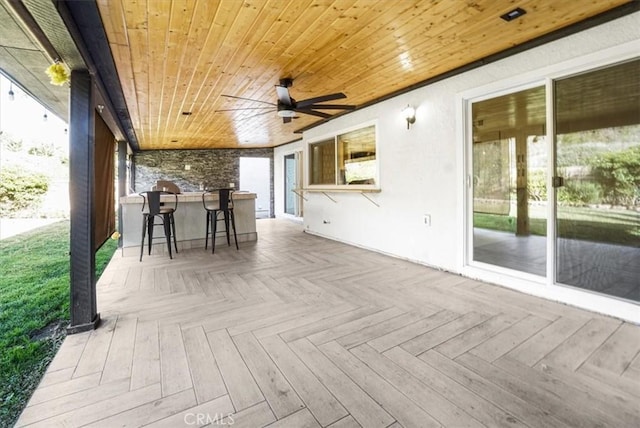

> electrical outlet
[184,164,191,170]
[423,214,431,226]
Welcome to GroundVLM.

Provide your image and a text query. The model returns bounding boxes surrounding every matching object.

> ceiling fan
[217,78,355,123]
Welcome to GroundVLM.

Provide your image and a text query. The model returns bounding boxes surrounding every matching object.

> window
[308,125,377,187]
[309,139,335,185]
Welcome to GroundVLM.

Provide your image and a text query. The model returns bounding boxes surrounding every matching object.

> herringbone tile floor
[16,219,640,427]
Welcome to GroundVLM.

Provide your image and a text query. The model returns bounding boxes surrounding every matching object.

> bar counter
[119,191,257,257]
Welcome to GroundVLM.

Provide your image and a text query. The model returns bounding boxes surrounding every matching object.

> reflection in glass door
[471,86,547,276]
[554,60,640,302]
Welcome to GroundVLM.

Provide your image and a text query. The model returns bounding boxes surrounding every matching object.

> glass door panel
[554,60,640,301]
[284,154,296,215]
[472,86,547,276]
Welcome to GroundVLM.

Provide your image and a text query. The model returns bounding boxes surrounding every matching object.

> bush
[558,180,602,205]
[528,170,547,201]
[4,139,23,152]
[27,142,56,157]
[590,146,640,206]
[0,167,49,216]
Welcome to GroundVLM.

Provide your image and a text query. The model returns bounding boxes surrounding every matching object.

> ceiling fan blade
[295,109,332,119]
[297,93,346,108]
[215,107,276,112]
[221,94,276,106]
[275,85,292,105]
[244,109,278,120]
[298,104,355,110]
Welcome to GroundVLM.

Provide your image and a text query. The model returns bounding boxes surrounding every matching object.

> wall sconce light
[403,105,416,129]
[8,83,15,101]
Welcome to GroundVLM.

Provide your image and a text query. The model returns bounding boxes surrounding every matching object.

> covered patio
[16,219,640,427]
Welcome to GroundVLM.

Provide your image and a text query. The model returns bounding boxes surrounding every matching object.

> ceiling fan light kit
[277,109,297,118]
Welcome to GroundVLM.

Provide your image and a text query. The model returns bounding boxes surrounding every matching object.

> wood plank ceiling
[96,0,632,150]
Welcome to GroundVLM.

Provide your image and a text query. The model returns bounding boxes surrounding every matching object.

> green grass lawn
[474,205,639,246]
[0,220,117,427]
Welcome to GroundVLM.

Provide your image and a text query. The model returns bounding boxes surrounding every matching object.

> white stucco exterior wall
[273,13,640,321]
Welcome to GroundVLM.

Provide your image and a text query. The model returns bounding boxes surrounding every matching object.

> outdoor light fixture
[403,105,416,129]
[8,83,14,101]
[43,110,48,121]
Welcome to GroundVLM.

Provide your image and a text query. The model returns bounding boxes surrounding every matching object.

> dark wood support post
[68,70,100,334]
[117,140,127,248]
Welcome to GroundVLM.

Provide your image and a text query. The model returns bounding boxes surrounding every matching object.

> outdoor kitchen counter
[119,192,257,257]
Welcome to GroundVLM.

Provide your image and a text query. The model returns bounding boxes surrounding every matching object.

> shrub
[528,170,547,201]
[3,139,23,152]
[0,167,49,216]
[558,180,602,205]
[27,142,56,157]
[590,146,640,206]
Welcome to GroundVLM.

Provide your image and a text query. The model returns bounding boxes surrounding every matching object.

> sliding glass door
[469,59,639,304]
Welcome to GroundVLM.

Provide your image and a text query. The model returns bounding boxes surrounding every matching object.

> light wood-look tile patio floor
[16,219,640,427]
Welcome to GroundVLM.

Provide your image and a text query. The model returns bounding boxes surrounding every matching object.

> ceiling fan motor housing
[279,77,293,88]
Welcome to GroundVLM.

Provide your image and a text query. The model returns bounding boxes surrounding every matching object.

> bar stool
[140,190,178,261]
[202,189,238,253]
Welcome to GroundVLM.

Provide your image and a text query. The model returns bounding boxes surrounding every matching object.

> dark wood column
[117,140,127,248]
[68,69,100,334]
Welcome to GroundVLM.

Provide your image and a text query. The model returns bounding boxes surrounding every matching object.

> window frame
[305,121,379,191]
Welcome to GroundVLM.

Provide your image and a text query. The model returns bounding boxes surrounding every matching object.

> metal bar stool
[202,189,238,253]
[140,190,178,261]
